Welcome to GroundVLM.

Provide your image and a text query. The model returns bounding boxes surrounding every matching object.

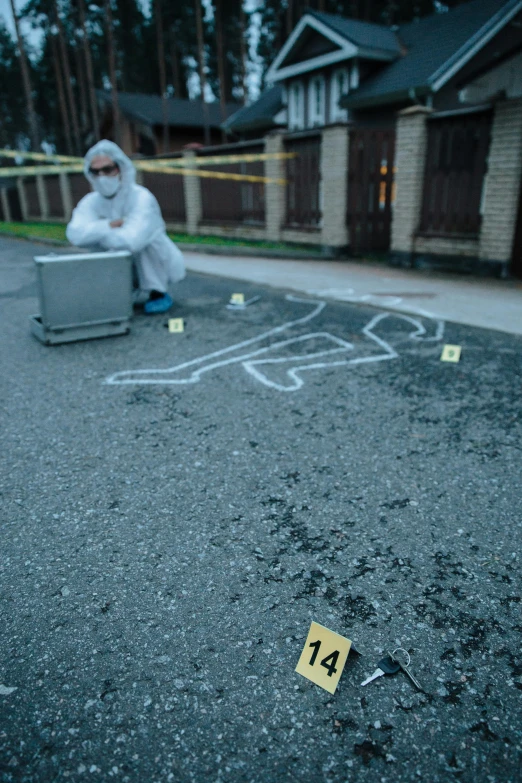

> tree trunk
[74,41,89,131]
[214,0,227,139]
[8,0,40,149]
[239,1,248,106]
[286,0,293,39]
[154,0,169,153]
[104,0,121,148]
[50,30,73,154]
[52,0,82,154]
[77,0,100,143]
[169,29,182,98]
[194,0,210,146]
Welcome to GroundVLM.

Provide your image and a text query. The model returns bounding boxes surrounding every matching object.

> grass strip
[0,221,321,255]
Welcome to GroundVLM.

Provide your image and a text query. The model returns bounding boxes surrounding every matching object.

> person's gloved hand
[110,219,124,228]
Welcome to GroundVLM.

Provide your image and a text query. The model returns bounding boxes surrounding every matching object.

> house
[223,0,522,276]
[97,91,241,156]
[226,0,522,134]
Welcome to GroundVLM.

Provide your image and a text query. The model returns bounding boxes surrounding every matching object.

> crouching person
[66,140,185,314]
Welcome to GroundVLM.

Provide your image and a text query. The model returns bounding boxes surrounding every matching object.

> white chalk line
[305,287,445,339]
[105,294,445,392]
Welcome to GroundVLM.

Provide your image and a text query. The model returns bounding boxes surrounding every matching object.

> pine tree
[0,18,27,148]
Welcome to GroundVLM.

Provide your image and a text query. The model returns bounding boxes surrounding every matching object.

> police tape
[0,148,295,166]
[137,162,287,184]
[0,165,84,176]
[0,148,81,163]
[150,152,296,167]
[0,161,287,184]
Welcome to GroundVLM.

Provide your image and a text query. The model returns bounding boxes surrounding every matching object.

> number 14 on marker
[295,621,353,694]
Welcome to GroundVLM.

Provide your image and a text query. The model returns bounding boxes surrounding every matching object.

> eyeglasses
[88,163,119,176]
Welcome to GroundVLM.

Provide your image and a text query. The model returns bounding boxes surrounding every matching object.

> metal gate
[347,127,395,253]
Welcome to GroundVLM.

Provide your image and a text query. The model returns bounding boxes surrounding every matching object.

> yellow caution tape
[136,162,287,184]
[0,163,286,184]
[0,165,84,176]
[0,149,291,184]
[150,152,297,168]
[0,148,82,163]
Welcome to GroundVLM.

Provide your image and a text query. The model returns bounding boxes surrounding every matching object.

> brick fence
[5,97,522,275]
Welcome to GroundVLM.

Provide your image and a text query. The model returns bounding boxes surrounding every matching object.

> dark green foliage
[0,18,27,147]
[0,0,473,150]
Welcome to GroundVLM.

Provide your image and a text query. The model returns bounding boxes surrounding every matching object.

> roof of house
[307,9,402,56]
[97,91,240,128]
[343,0,521,108]
[222,85,284,133]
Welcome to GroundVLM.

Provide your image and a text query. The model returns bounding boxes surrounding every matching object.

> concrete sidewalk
[183,251,522,336]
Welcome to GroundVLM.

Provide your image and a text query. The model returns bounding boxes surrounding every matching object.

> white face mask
[95,175,121,198]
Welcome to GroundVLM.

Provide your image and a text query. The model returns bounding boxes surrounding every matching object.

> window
[350,61,359,90]
[288,81,305,130]
[308,75,325,128]
[330,68,349,122]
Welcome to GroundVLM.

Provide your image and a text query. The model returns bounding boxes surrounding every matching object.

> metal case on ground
[30,250,133,345]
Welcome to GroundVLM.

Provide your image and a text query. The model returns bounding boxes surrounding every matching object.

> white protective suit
[66,140,185,293]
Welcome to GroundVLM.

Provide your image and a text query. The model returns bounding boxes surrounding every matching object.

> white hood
[84,140,136,204]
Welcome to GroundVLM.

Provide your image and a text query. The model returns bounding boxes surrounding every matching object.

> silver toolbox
[30,250,133,345]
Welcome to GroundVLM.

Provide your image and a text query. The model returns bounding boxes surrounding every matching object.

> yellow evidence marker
[440,344,461,363]
[295,621,353,694]
[168,318,184,333]
[230,293,245,305]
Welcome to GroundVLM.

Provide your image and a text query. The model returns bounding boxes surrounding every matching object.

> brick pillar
[320,124,349,251]
[390,105,432,265]
[60,172,73,221]
[17,178,28,221]
[36,174,49,219]
[182,150,202,235]
[479,98,522,276]
[0,188,12,222]
[264,132,286,242]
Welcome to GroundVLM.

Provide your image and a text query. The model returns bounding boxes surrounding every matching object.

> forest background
[0,0,472,155]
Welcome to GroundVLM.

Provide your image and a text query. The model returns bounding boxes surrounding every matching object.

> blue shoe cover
[144,293,173,314]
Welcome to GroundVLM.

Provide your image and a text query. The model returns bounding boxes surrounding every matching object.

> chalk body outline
[105,294,444,392]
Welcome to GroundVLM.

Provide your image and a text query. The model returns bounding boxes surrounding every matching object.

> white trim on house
[288,81,306,130]
[265,14,358,83]
[429,0,522,92]
[459,50,522,103]
[350,60,359,90]
[330,67,349,122]
[270,48,358,82]
[308,74,326,127]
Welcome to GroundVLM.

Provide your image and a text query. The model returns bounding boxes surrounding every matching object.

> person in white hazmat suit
[66,140,185,314]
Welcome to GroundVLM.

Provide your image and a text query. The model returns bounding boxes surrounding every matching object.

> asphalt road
[1,236,521,783]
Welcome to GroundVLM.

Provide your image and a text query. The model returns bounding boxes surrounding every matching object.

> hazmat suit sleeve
[99,189,164,255]
[66,193,113,248]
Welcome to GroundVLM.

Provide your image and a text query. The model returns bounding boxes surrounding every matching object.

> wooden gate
[284,133,322,228]
[347,127,395,253]
[420,112,492,236]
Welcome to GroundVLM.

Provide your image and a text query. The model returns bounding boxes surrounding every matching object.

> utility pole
[8,0,40,150]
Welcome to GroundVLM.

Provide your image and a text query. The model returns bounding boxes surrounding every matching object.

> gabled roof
[343,0,522,109]
[222,86,284,134]
[307,10,402,57]
[97,91,240,129]
[265,11,400,82]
